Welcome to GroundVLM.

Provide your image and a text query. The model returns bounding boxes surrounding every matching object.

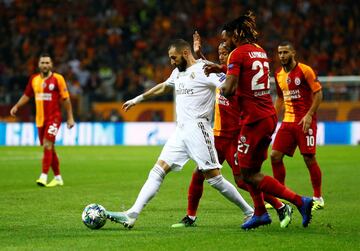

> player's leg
[171,168,205,228]
[203,168,253,218]
[303,154,324,210]
[271,123,297,185]
[46,146,64,187]
[298,122,324,210]
[107,159,171,229]
[172,136,227,228]
[189,121,253,218]
[270,150,286,184]
[107,131,188,229]
[43,122,62,187]
[36,126,49,186]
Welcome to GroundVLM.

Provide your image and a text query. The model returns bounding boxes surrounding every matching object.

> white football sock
[55,175,62,181]
[127,164,166,218]
[207,175,254,216]
[40,173,48,181]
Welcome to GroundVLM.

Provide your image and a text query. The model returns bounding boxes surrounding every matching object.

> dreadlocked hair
[235,10,258,43]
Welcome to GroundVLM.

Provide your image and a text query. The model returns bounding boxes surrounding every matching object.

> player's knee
[303,154,316,165]
[271,150,283,163]
[203,168,220,179]
[149,164,166,181]
[43,140,53,150]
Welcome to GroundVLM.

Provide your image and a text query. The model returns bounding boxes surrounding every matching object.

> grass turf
[0,145,359,251]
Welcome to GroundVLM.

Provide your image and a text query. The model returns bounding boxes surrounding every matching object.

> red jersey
[213,88,241,138]
[227,43,275,124]
[274,62,322,123]
[24,72,70,127]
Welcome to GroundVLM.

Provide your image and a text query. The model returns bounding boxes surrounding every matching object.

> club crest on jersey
[295,77,301,85]
[49,83,55,90]
[190,72,195,79]
[308,128,313,136]
[240,136,246,143]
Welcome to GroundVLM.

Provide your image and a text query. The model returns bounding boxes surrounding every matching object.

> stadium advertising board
[0,122,359,146]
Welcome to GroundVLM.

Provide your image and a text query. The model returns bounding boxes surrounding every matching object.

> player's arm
[220,74,237,97]
[274,78,284,116]
[203,64,226,76]
[298,90,323,133]
[10,95,30,116]
[193,31,206,60]
[122,82,173,111]
[298,66,323,133]
[61,97,75,129]
[274,96,284,116]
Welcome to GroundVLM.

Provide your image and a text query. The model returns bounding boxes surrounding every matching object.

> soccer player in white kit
[106,39,253,229]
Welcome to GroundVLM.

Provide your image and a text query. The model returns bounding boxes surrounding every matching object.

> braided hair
[235,10,259,43]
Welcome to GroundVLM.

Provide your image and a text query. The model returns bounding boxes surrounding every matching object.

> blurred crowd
[0,0,359,121]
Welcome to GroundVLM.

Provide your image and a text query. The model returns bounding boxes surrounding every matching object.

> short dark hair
[222,19,237,34]
[279,41,295,50]
[39,53,52,59]
[168,39,191,52]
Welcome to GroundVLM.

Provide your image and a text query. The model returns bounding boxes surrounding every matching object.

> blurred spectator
[0,0,359,121]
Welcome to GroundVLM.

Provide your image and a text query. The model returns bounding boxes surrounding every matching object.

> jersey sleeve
[24,76,34,97]
[226,50,241,76]
[302,65,322,93]
[55,74,70,99]
[164,69,177,88]
[206,72,226,87]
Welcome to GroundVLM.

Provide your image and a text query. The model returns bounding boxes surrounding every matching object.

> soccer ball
[82,203,107,229]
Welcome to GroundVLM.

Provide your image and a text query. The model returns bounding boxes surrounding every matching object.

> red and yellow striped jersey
[274,63,322,123]
[213,89,241,138]
[24,72,70,127]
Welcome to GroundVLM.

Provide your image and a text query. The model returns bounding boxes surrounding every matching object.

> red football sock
[263,194,283,210]
[307,161,322,198]
[52,150,60,176]
[187,171,205,216]
[271,160,286,184]
[42,148,53,174]
[235,178,248,191]
[258,175,302,207]
[247,185,267,216]
[237,178,283,210]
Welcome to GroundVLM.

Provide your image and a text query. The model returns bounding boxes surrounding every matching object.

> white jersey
[164,60,226,123]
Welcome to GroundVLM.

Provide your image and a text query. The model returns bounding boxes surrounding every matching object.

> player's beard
[280,58,291,68]
[176,56,187,72]
[40,66,51,77]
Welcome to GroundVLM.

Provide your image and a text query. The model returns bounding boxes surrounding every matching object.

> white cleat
[106,211,136,229]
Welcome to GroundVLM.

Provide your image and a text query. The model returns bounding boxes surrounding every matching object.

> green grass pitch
[0,145,359,251]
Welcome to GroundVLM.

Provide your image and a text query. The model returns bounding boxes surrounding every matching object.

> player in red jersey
[172,23,292,229]
[221,11,314,229]
[271,41,324,211]
[10,54,75,187]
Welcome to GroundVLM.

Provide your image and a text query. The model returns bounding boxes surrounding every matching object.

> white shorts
[158,120,221,171]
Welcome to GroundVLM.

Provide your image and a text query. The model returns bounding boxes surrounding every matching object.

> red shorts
[272,121,317,156]
[38,121,61,145]
[236,115,277,171]
[215,135,240,175]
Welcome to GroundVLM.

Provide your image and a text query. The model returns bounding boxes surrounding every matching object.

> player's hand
[298,114,312,133]
[122,100,136,112]
[10,106,18,117]
[203,63,223,76]
[67,117,75,129]
[193,31,201,54]
[122,95,144,112]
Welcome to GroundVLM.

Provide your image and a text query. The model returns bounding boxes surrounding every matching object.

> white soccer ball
[82,203,107,229]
